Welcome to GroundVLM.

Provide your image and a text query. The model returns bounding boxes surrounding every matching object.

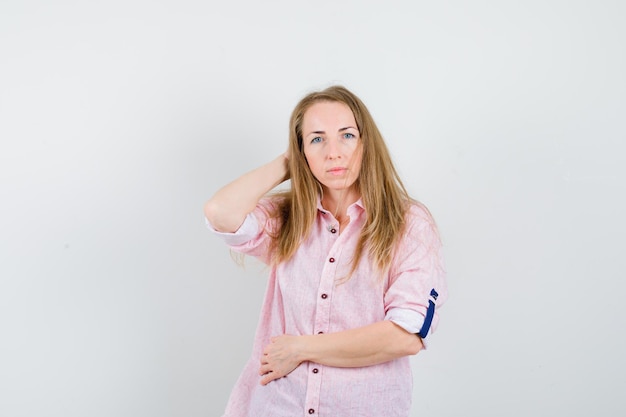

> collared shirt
[209,198,447,417]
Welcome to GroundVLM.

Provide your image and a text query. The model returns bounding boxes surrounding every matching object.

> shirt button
[321,293,328,299]
[309,409,315,414]
[330,228,337,234]
[317,331,324,334]
[312,368,319,374]
[329,257,335,263]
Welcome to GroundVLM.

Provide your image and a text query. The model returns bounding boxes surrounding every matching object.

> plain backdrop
[1,1,624,416]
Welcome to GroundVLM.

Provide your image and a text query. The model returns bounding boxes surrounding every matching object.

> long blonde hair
[269,85,414,275]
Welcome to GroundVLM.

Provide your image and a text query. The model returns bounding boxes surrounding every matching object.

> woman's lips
[327,167,348,176]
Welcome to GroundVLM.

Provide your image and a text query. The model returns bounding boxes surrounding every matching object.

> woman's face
[301,101,363,199]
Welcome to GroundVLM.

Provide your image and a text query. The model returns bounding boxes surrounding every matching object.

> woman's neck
[321,186,360,220]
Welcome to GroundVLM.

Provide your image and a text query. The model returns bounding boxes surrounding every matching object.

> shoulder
[389,201,444,274]
[398,200,442,256]
[404,201,437,232]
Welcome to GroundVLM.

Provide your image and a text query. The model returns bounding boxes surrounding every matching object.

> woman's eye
[311,136,322,144]
[343,133,356,139]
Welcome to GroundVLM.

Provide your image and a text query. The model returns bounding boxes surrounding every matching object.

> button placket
[315,242,336,317]
[304,362,322,417]
[306,235,344,416]
[314,251,339,333]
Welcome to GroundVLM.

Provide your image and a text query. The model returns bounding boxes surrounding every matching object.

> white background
[1,1,624,416]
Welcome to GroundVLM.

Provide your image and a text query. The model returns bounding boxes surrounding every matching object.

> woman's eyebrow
[307,130,325,136]
[306,126,358,136]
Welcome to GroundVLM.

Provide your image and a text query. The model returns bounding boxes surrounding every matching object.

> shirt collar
[316,195,365,214]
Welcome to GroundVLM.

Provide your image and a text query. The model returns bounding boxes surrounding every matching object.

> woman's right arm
[204,154,289,233]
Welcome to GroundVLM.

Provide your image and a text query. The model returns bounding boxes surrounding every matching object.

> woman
[205,86,447,417]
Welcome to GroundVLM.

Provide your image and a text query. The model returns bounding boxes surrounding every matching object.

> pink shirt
[209,198,447,417]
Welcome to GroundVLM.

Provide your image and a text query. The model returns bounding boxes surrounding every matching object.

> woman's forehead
[302,101,357,131]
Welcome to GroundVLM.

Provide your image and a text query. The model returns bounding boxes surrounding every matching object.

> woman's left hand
[259,335,303,385]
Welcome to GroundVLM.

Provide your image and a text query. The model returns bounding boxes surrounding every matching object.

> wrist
[296,334,315,363]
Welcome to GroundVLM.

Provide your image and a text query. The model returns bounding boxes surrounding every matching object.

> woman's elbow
[204,199,245,233]
[203,199,219,224]
[405,335,424,356]
[388,322,424,357]
[204,199,230,231]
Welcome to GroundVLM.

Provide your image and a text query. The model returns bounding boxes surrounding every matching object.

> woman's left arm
[259,320,422,385]
[259,205,447,386]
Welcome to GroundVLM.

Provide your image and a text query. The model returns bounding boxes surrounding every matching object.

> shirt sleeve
[204,198,279,264]
[384,204,448,347]
[205,212,260,246]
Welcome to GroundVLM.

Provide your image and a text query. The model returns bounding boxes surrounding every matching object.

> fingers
[259,362,271,376]
[260,372,275,386]
[258,358,284,385]
[259,363,280,386]
[258,337,293,385]
[259,353,274,379]
[259,369,286,386]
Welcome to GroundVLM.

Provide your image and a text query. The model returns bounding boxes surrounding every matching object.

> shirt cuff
[204,213,260,246]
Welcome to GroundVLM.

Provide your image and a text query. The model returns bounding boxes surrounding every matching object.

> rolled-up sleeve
[384,204,447,346]
[205,212,260,246]
[205,198,279,264]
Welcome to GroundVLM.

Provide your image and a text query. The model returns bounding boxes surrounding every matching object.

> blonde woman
[205,86,447,417]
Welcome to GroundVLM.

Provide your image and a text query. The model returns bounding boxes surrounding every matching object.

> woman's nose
[326,138,340,159]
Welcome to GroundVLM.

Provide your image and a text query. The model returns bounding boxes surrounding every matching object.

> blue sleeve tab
[418,289,437,338]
